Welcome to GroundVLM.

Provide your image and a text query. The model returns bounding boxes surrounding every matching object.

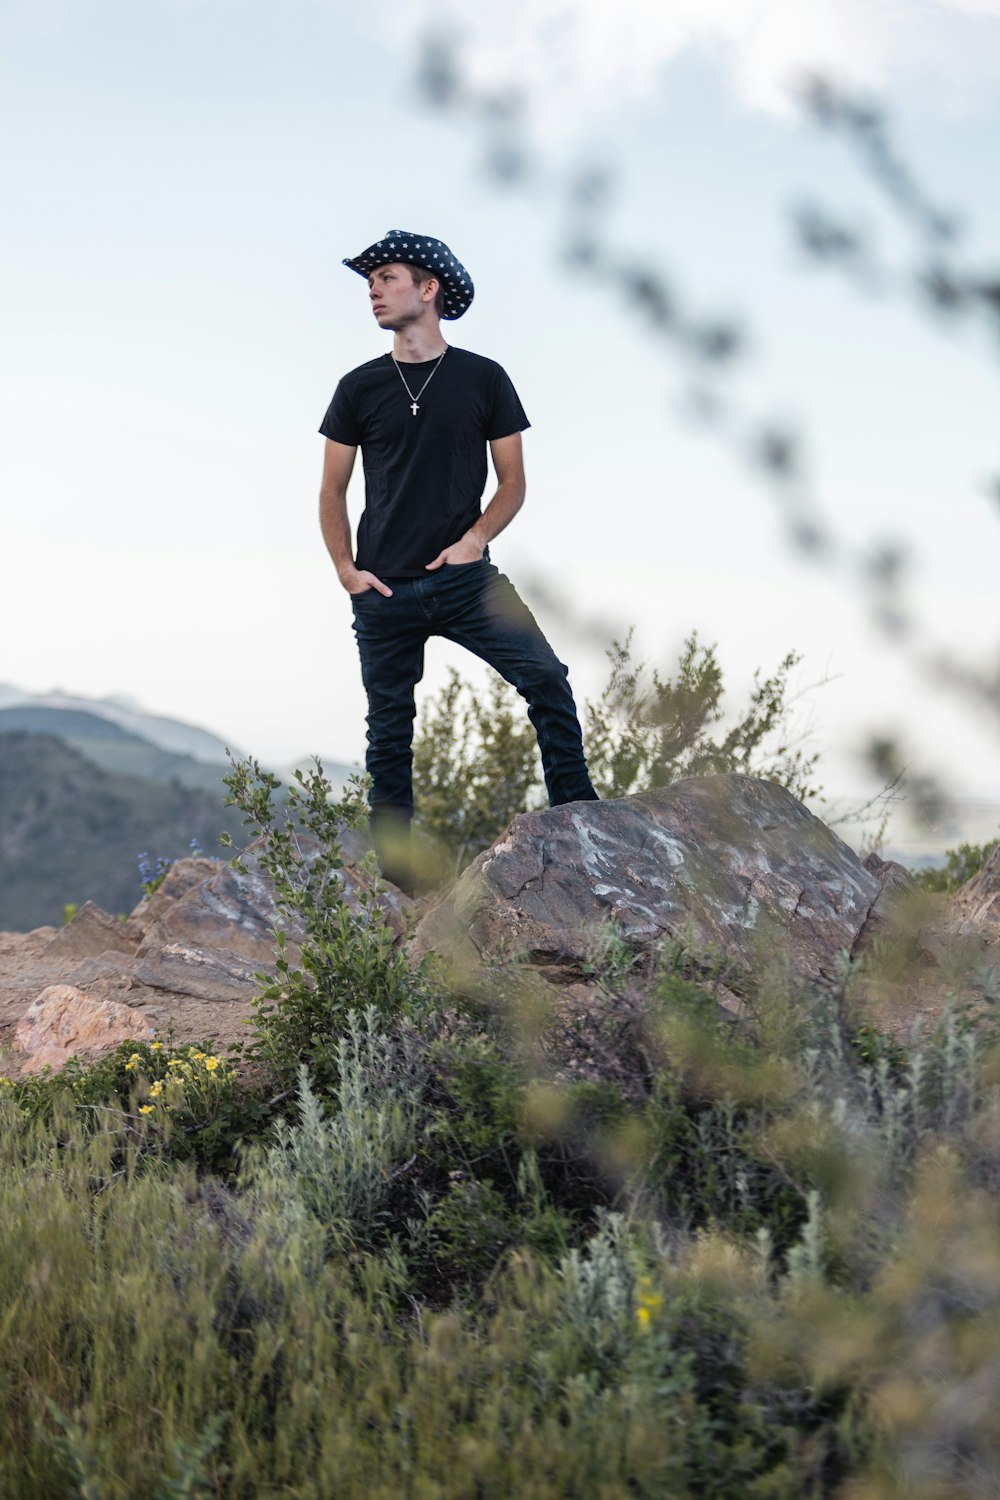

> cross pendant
[410,401,419,416]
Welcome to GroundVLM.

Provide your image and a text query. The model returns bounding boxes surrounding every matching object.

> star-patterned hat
[342,231,474,320]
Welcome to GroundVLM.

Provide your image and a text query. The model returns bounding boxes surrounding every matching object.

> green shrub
[412,668,544,876]
[223,755,434,1096]
[5,1036,265,1174]
[583,630,822,803]
[911,836,998,893]
[248,1009,425,1256]
[412,630,824,870]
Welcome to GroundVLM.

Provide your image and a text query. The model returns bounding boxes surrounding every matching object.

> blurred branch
[795,76,1000,357]
[415,41,1000,813]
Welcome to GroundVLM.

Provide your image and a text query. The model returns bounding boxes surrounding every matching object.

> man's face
[367,263,436,330]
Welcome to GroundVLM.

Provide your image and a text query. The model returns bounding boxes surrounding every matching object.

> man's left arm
[425,433,526,570]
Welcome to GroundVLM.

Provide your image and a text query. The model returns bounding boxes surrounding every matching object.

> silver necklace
[392,346,448,416]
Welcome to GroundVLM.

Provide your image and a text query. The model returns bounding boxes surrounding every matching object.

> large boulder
[413,775,902,994]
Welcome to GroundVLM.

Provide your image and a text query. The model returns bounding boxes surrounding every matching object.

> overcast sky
[2,0,999,819]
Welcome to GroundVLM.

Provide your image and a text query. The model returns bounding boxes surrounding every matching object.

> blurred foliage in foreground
[1,760,999,1496]
[415,47,1000,830]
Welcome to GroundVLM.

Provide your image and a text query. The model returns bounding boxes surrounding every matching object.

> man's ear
[422,278,440,303]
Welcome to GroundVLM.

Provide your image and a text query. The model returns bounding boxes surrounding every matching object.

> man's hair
[408,264,446,318]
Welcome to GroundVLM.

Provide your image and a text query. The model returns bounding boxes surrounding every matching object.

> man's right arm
[319,439,393,597]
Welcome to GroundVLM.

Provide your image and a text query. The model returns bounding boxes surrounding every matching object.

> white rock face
[412,774,908,991]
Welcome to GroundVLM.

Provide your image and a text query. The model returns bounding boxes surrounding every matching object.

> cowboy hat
[343,230,474,320]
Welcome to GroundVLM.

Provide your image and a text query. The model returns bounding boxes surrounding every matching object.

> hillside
[0,732,246,930]
[1,776,997,1494]
[0,683,237,763]
[0,706,232,794]
[0,686,360,797]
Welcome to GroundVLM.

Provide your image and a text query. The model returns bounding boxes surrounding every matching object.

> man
[319,229,597,891]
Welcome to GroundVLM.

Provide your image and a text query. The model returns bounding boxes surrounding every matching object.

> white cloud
[393,0,1000,124]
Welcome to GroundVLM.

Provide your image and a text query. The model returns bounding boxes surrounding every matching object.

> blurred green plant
[413,629,823,871]
[584,630,821,802]
[2,947,998,1497]
[412,668,542,875]
[222,756,432,1096]
[911,836,998,893]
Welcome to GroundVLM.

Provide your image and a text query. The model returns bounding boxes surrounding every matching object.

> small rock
[139,832,412,966]
[134,943,267,1002]
[13,984,157,1074]
[44,902,144,962]
[65,953,142,989]
[130,856,223,930]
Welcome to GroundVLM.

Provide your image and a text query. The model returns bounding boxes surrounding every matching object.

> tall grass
[2,756,998,1495]
[1,941,999,1497]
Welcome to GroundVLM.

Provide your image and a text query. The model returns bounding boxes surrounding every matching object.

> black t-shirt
[319,347,530,578]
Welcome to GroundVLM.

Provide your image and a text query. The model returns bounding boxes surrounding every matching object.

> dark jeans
[351,559,597,887]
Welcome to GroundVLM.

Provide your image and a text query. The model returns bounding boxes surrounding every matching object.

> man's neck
[392,321,448,363]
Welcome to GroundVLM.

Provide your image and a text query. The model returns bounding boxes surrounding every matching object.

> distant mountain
[0,707,233,795]
[0,732,247,930]
[0,684,237,764]
[0,686,362,793]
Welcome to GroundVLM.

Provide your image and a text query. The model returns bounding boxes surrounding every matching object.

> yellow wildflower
[205,1057,220,1072]
[150,1041,164,1052]
[150,1080,164,1098]
[636,1276,663,1310]
[138,1104,154,1115]
[168,1059,183,1068]
[0,1077,13,1088]
[124,1056,140,1073]
[636,1306,651,1330]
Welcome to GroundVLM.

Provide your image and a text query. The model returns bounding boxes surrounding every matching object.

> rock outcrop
[134,829,408,972]
[3,776,989,1075]
[2,833,411,1075]
[44,902,146,961]
[949,840,1000,935]
[412,775,911,995]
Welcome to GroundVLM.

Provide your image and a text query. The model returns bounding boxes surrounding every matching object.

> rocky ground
[2,776,997,1077]
[0,829,411,1076]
